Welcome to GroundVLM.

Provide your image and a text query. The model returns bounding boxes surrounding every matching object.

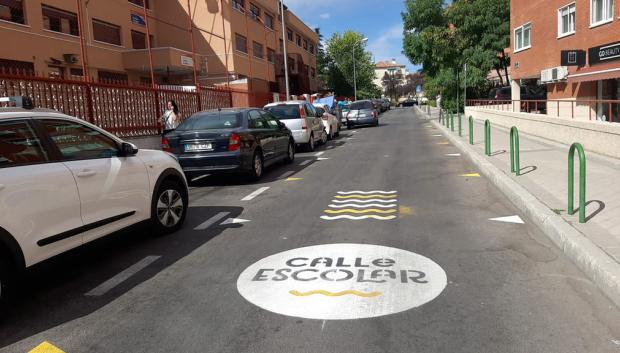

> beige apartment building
[0,0,318,98]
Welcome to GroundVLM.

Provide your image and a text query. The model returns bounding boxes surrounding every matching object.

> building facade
[510,0,620,120]
[0,0,318,98]
[374,59,407,94]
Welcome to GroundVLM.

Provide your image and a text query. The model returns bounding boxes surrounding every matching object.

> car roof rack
[0,96,34,109]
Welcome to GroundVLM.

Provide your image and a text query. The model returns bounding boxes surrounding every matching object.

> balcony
[122,47,203,76]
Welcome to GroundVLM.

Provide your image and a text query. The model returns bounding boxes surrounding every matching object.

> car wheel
[328,127,334,140]
[0,257,14,316]
[335,125,340,137]
[306,134,315,152]
[248,150,264,180]
[320,130,328,145]
[285,140,295,164]
[152,180,187,234]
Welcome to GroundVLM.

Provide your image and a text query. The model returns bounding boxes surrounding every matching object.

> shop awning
[567,67,620,83]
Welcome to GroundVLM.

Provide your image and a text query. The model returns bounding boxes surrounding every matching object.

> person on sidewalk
[162,100,180,135]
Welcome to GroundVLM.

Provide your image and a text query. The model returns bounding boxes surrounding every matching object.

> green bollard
[450,113,454,132]
[484,119,491,156]
[468,116,474,145]
[458,113,462,137]
[568,143,586,223]
[510,127,520,176]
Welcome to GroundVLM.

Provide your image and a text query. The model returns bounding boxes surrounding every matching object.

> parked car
[399,99,417,107]
[372,99,386,113]
[264,101,327,151]
[346,100,379,128]
[313,103,340,140]
[0,96,189,313]
[382,99,391,111]
[163,108,295,181]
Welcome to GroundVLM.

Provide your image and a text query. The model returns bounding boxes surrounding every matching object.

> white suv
[0,99,188,312]
[264,101,327,152]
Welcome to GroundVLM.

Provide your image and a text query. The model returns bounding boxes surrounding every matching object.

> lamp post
[280,0,290,99]
[353,37,368,101]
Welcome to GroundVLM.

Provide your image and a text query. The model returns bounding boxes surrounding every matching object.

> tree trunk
[495,66,504,87]
[501,50,510,86]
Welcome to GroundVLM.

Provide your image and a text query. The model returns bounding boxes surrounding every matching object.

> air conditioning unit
[63,54,78,64]
[541,66,568,83]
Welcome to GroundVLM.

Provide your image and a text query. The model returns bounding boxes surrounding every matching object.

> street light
[353,37,368,101]
[280,0,290,99]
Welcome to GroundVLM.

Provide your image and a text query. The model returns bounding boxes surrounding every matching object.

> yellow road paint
[324,209,397,214]
[460,173,481,177]
[335,194,397,199]
[399,205,416,216]
[29,342,65,353]
[286,177,304,181]
[289,289,382,298]
[437,142,450,145]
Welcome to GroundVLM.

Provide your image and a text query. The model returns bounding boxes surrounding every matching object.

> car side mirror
[120,142,138,156]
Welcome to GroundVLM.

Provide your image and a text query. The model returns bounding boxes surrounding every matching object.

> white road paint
[337,191,397,195]
[317,157,330,161]
[221,218,251,225]
[432,134,442,137]
[445,153,462,157]
[328,203,397,208]
[331,199,397,203]
[299,159,312,166]
[236,244,447,320]
[347,138,356,140]
[314,151,325,157]
[278,170,296,179]
[85,256,161,296]
[194,212,231,230]
[489,215,524,224]
[241,187,270,201]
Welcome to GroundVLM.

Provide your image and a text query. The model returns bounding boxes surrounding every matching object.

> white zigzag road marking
[331,199,397,203]
[320,215,397,220]
[336,190,397,195]
[328,203,397,208]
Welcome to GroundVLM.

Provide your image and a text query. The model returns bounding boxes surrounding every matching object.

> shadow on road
[584,200,606,223]
[519,165,537,175]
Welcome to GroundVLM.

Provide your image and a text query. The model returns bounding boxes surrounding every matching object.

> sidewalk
[420,106,620,308]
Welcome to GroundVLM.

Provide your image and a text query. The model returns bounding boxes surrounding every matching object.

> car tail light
[372,111,377,118]
[299,106,306,118]
[161,136,171,152]
[301,119,308,130]
[228,133,240,151]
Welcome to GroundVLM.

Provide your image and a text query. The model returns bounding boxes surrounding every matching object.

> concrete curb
[420,108,620,309]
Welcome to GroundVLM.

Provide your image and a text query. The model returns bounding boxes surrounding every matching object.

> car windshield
[265,105,301,120]
[350,101,373,110]
[176,112,242,130]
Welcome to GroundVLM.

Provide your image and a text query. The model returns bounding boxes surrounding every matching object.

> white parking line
[314,151,325,156]
[299,159,312,166]
[241,187,270,201]
[278,170,296,179]
[194,212,231,230]
[85,256,161,296]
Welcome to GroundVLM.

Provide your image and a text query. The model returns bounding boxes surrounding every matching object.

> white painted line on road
[85,256,161,296]
[332,199,397,203]
[347,137,356,140]
[278,170,296,179]
[299,159,312,166]
[489,215,524,224]
[241,187,270,201]
[317,157,330,161]
[445,153,461,157]
[337,190,397,194]
[432,134,442,137]
[221,218,251,225]
[314,151,325,156]
[194,212,231,230]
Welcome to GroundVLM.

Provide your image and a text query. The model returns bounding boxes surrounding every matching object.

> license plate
[184,143,212,152]
[359,114,366,117]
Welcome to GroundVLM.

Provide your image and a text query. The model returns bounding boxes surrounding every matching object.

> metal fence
[0,72,281,137]
[467,99,620,123]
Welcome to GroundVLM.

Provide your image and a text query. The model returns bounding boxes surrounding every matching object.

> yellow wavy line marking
[289,290,382,298]
[324,209,397,214]
[335,194,397,199]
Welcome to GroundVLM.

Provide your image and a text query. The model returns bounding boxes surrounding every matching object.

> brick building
[510,0,620,120]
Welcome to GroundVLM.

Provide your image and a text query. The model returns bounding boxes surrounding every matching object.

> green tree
[314,27,330,90]
[325,31,379,99]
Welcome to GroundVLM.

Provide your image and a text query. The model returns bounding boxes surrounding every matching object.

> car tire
[306,134,315,152]
[335,125,340,137]
[0,257,14,316]
[151,180,188,235]
[328,127,334,140]
[285,141,295,164]
[320,130,328,145]
[248,150,264,181]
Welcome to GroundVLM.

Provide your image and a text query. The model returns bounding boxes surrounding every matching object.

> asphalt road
[1,108,619,353]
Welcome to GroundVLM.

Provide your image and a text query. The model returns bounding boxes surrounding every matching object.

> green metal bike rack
[458,113,462,136]
[484,119,491,156]
[468,116,474,145]
[439,110,443,124]
[509,126,520,176]
[568,143,586,223]
[450,113,455,131]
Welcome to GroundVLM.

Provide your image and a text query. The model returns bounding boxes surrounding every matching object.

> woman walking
[162,100,180,135]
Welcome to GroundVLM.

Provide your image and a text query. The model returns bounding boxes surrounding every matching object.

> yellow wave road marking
[460,173,481,177]
[324,209,397,214]
[320,215,397,220]
[289,289,382,298]
[29,341,65,353]
[286,177,304,181]
[335,194,397,199]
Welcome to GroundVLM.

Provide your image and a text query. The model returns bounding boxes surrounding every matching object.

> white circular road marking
[237,244,447,320]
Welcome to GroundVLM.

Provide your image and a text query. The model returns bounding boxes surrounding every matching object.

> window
[232,0,244,12]
[309,43,315,55]
[0,121,47,168]
[48,65,64,79]
[267,48,275,63]
[514,23,531,52]
[248,110,268,129]
[265,14,273,29]
[296,34,301,47]
[42,5,79,36]
[0,0,25,24]
[131,30,147,49]
[289,57,295,71]
[287,28,293,41]
[260,111,279,129]
[253,41,264,59]
[591,0,613,25]
[249,3,260,20]
[70,68,83,78]
[0,58,34,75]
[558,3,576,36]
[177,112,241,130]
[303,39,308,50]
[42,120,119,160]
[235,33,248,53]
[93,19,122,46]
[128,0,149,8]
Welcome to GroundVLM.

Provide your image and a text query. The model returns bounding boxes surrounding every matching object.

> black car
[162,108,295,181]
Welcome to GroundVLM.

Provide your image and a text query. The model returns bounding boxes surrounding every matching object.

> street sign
[561,50,586,66]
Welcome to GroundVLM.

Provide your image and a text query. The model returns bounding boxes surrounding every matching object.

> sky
[284,0,422,73]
